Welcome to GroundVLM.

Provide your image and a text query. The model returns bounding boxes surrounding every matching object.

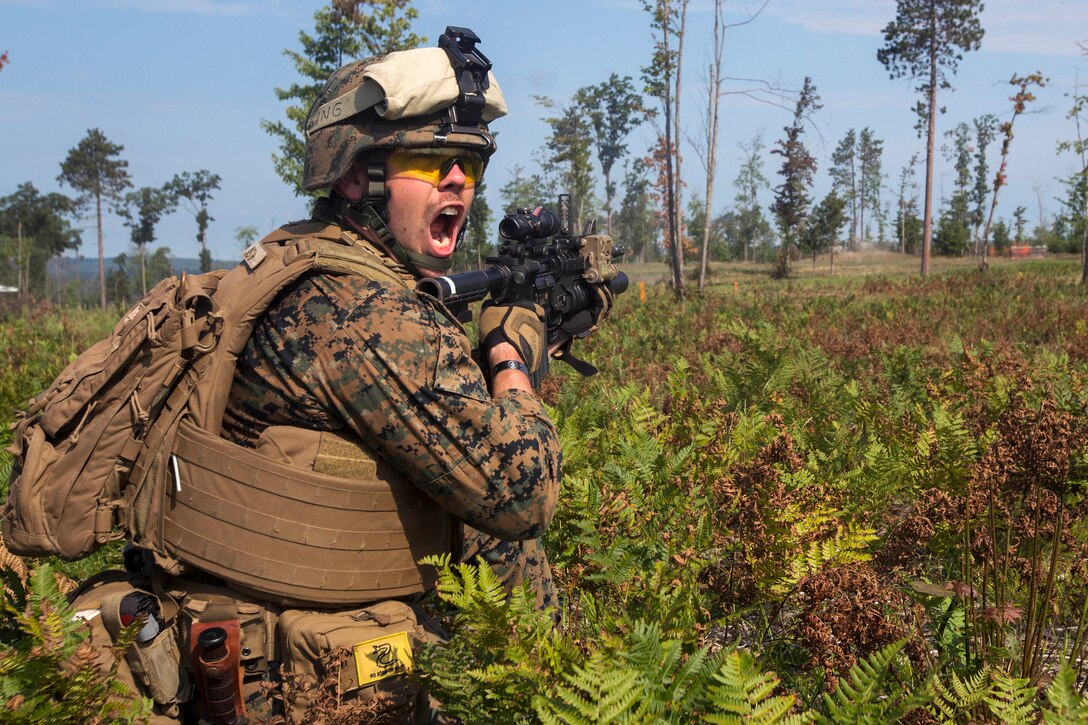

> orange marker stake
[639,281,646,303]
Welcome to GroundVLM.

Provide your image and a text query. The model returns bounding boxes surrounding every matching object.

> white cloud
[765,0,1087,58]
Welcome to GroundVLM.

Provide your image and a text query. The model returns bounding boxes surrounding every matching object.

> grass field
[4,253,1088,722]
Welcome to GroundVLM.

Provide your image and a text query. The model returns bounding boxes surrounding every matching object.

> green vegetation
[4,258,1088,721]
[423,257,1088,721]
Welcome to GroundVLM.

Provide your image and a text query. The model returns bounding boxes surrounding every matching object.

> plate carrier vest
[3,222,453,607]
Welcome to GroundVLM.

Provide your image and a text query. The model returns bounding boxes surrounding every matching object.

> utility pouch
[96,586,191,712]
[172,578,278,719]
[277,600,429,723]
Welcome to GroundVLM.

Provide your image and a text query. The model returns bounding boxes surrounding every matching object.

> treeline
[0,130,227,309]
[494,0,1087,291]
[5,0,1088,306]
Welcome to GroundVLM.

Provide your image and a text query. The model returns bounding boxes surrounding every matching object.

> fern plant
[1040,662,1088,724]
[0,564,151,723]
[983,669,1037,725]
[705,650,814,724]
[815,640,927,724]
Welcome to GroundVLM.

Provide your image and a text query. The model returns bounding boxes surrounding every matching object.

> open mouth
[428,205,463,255]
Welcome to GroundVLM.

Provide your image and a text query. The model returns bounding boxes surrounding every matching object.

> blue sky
[2,0,1086,260]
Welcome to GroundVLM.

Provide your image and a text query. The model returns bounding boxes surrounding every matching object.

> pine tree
[829,130,858,250]
[164,170,221,273]
[261,1,424,196]
[858,128,884,247]
[771,77,821,278]
[56,128,132,308]
[734,132,771,263]
[115,186,175,295]
[877,0,985,275]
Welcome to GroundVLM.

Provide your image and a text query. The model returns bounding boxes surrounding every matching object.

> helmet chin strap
[318,160,456,276]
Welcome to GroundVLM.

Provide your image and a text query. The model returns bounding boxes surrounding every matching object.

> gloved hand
[479,301,547,385]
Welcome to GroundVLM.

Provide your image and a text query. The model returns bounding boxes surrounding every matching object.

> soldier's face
[384,155,475,278]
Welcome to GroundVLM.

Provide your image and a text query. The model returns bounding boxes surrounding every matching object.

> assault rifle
[416,194,629,378]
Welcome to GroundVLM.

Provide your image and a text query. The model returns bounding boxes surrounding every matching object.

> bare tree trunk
[16,221,25,305]
[921,30,938,276]
[671,0,689,298]
[96,190,106,308]
[698,0,725,293]
[1081,198,1088,284]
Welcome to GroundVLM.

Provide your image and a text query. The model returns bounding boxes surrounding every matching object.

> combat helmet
[303,27,505,273]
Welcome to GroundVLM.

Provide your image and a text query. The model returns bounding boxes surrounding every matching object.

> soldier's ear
[334,161,368,202]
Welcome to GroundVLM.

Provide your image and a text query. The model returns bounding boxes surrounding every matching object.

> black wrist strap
[492,359,530,378]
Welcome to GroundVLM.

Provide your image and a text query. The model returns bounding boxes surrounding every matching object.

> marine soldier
[60,29,605,722]
[223,35,564,609]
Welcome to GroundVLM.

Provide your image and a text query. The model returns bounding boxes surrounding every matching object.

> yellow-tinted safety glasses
[386,148,484,188]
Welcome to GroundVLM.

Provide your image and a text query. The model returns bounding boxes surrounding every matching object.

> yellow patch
[353,631,413,685]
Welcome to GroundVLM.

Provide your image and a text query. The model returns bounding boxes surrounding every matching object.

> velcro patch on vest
[314,434,379,479]
[353,631,413,685]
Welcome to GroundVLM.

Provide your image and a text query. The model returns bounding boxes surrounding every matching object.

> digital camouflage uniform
[221,223,560,610]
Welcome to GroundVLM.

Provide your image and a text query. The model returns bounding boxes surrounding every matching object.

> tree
[454,180,494,271]
[535,97,596,231]
[1013,205,1028,243]
[616,158,659,263]
[970,114,998,253]
[943,121,973,229]
[57,128,133,308]
[642,0,690,298]
[1058,74,1088,283]
[116,186,175,295]
[896,153,921,253]
[896,199,924,255]
[691,0,725,293]
[770,77,821,279]
[686,197,727,270]
[829,129,859,250]
[261,1,424,196]
[146,246,174,286]
[106,252,131,307]
[979,73,1046,271]
[164,170,222,273]
[878,0,985,276]
[991,218,1011,254]
[0,183,81,301]
[733,132,771,262]
[799,191,848,272]
[858,128,884,247]
[235,225,260,253]
[573,74,646,235]
[500,165,546,215]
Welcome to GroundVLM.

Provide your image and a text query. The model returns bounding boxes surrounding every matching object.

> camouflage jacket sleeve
[227,271,560,541]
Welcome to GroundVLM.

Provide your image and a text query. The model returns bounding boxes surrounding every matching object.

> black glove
[479,301,547,387]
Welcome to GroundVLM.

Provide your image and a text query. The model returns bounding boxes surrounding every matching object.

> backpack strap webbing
[126,223,417,556]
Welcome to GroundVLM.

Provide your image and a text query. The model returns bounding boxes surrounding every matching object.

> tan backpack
[1,223,425,569]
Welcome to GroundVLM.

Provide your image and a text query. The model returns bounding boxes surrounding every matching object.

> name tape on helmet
[306,47,507,138]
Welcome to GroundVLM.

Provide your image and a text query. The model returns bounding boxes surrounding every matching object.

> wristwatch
[491,359,531,377]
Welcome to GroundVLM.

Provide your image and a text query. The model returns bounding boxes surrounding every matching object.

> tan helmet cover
[303,47,507,192]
